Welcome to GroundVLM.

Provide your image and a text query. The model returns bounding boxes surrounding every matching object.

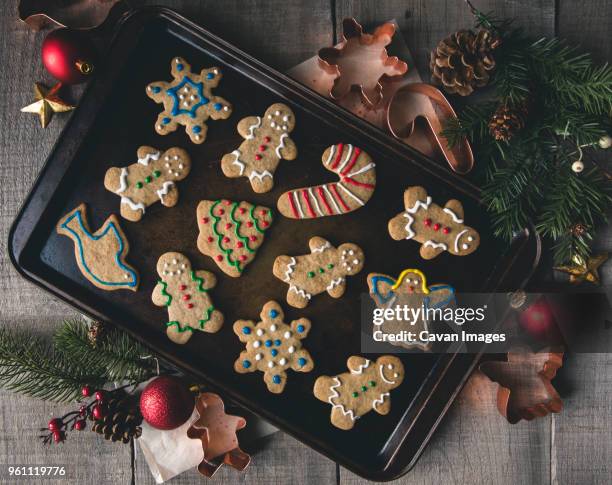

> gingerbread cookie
[368,269,455,351]
[313,355,405,430]
[146,57,232,144]
[152,252,223,344]
[272,237,364,308]
[57,203,139,291]
[221,103,298,193]
[388,186,480,259]
[196,199,273,278]
[233,301,314,393]
[187,393,250,477]
[277,143,376,219]
[104,146,191,222]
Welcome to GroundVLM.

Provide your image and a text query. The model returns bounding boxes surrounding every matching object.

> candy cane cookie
[277,143,375,219]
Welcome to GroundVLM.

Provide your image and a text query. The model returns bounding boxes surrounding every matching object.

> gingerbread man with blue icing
[146,57,232,144]
[233,301,314,393]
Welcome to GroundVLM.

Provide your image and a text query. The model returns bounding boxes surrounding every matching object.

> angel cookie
[152,252,224,344]
[104,146,191,222]
[196,199,273,277]
[314,355,405,430]
[146,57,232,144]
[187,393,250,477]
[57,203,139,291]
[368,269,455,351]
[221,103,297,193]
[233,301,314,393]
[277,143,376,219]
[388,186,480,259]
[272,237,364,308]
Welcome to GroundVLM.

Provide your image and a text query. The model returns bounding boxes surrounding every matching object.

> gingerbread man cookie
[146,57,232,144]
[221,103,298,193]
[152,252,224,344]
[187,393,250,477]
[277,143,376,219]
[104,146,191,222]
[196,199,273,277]
[272,237,364,308]
[57,203,139,291]
[368,269,455,351]
[233,301,314,393]
[388,186,480,259]
[313,355,405,430]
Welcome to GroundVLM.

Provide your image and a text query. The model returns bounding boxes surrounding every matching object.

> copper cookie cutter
[318,18,408,108]
[386,83,474,174]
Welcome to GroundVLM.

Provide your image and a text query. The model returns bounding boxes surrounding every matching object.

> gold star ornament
[21,82,74,128]
[554,252,608,285]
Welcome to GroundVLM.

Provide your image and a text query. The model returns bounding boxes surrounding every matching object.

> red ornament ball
[139,376,194,430]
[48,418,62,431]
[42,28,96,84]
[519,298,556,340]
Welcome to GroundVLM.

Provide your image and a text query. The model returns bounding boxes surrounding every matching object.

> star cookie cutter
[480,348,564,424]
[318,18,408,108]
[18,0,124,31]
[386,83,474,174]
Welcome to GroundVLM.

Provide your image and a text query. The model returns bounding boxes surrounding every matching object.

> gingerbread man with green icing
[152,252,224,344]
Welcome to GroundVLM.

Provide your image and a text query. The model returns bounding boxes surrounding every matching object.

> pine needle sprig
[0,327,105,402]
[54,320,157,385]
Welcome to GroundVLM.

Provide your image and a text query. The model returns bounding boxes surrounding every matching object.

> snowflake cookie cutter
[318,18,408,108]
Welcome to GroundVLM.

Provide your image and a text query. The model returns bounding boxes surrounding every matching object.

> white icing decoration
[443,207,464,223]
[323,185,340,214]
[231,150,245,175]
[279,358,287,365]
[282,115,289,122]
[309,188,323,216]
[288,346,295,353]
[372,392,390,411]
[246,116,261,139]
[454,229,468,253]
[292,192,304,218]
[268,361,274,368]
[255,353,262,361]
[270,121,276,128]
[326,277,345,291]
[284,331,291,339]
[407,196,432,214]
[274,110,280,116]
[403,212,415,239]
[284,257,296,282]
[248,169,273,182]
[270,324,277,331]
[346,162,376,178]
[253,341,261,348]
[337,182,365,206]
[379,365,397,385]
[120,196,145,213]
[256,329,264,337]
[423,240,448,251]
[137,151,160,166]
[156,181,175,201]
[275,133,288,158]
[117,168,128,193]
[289,284,311,300]
[312,241,331,253]
[350,359,371,374]
[324,145,336,165]
[462,243,469,250]
[336,144,353,173]
[328,377,355,421]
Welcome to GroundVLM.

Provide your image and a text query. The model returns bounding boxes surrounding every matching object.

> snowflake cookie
[272,236,364,308]
[233,301,314,393]
[152,252,224,345]
[314,355,405,430]
[146,57,232,144]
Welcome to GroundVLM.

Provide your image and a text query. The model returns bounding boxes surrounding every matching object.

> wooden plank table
[0,1,610,483]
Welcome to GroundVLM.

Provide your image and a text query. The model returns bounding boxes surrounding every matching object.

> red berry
[95,390,104,401]
[258,145,266,152]
[48,418,62,431]
[236,242,244,248]
[187,303,194,309]
[81,385,91,397]
[264,136,271,143]
[424,218,432,226]
[74,420,86,431]
[255,154,262,160]
[179,284,187,291]
[92,404,104,420]
[443,227,450,234]
[201,217,209,224]
[216,255,223,261]
[182,294,190,301]
[52,430,64,443]
[433,223,441,231]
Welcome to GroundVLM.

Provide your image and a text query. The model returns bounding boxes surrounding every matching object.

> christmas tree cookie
[196,199,273,277]
[272,236,364,308]
[313,355,405,430]
[146,57,232,144]
[233,301,314,393]
[152,252,224,344]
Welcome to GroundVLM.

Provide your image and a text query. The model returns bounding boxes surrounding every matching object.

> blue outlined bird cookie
[57,203,139,291]
[146,57,232,144]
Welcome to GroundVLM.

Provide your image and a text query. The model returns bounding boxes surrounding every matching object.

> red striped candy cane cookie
[277,143,375,219]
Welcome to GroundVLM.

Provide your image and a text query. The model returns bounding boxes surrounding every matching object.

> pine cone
[430,29,500,96]
[91,392,142,444]
[489,102,528,141]
[570,223,588,237]
[87,321,106,348]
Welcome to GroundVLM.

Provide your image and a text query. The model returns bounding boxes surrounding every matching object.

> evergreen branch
[0,327,104,402]
[53,320,156,384]
[552,228,593,266]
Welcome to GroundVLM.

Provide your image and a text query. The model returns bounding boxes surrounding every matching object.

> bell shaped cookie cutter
[386,83,474,174]
[318,18,408,108]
